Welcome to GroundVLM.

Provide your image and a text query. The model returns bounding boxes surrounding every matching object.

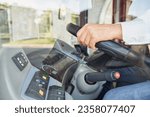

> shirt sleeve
[121,10,150,45]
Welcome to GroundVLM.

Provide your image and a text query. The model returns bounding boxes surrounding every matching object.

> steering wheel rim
[67,23,140,67]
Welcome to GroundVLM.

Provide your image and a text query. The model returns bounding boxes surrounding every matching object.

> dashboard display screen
[42,48,77,82]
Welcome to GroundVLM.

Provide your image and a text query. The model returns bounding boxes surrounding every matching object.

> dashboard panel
[42,48,77,82]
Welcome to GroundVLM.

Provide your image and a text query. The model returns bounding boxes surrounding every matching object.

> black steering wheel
[66,23,150,79]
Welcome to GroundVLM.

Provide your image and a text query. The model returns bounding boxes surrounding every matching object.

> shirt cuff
[120,19,150,45]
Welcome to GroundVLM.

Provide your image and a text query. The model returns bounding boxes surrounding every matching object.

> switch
[57,91,62,95]
[42,76,47,80]
[38,84,43,87]
[17,57,20,61]
[21,63,24,66]
[47,86,65,100]
[39,89,44,96]
[19,60,22,64]
[36,79,41,83]
[41,81,46,85]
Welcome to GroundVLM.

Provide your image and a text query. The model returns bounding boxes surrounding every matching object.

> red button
[114,72,120,79]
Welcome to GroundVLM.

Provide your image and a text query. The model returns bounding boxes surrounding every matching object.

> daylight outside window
[0,0,90,48]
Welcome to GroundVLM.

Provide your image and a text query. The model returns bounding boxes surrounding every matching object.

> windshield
[0,0,133,49]
[0,0,92,48]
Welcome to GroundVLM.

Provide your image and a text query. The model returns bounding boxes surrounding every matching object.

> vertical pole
[79,10,88,55]
[80,10,88,26]
[119,0,126,22]
[112,0,126,23]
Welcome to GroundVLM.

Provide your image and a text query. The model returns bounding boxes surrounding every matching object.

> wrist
[111,24,123,40]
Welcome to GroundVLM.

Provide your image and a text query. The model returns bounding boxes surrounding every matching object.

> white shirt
[121,0,150,45]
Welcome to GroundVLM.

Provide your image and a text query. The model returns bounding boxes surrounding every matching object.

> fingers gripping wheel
[66,23,138,65]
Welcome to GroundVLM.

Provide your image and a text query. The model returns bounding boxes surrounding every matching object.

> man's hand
[77,24,122,49]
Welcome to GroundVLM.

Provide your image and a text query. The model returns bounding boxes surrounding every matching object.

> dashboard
[42,48,77,82]
[0,39,104,100]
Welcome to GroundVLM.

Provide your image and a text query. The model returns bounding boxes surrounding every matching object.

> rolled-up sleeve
[120,10,150,45]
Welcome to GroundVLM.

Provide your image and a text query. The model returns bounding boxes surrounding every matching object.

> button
[19,60,22,64]
[17,57,20,61]
[41,81,46,85]
[21,63,24,66]
[21,53,24,57]
[38,84,43,87]
[42,76,47,80]
[36,79,41,83]
[57,91,62,95]
[114,72,120,79]
[39,89,44,96]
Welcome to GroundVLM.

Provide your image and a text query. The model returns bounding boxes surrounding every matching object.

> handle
[85,71,120,84]
[66,23,81,37]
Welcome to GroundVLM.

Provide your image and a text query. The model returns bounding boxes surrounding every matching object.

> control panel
[47,85,65,100]
[24,70,66,100]
[25,71,50,100]
[12,52,28,71]
[41,65,58,79]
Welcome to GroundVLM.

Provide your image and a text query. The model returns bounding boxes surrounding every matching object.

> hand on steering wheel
[76,23,122,49]
[66,23,150,80]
